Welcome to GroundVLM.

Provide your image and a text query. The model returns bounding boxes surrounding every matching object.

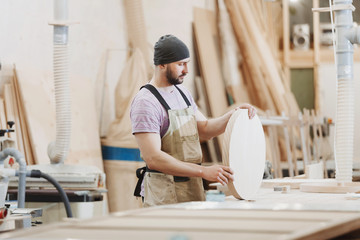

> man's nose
[182,65,188,74]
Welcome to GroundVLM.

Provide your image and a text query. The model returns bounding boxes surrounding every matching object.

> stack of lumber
[223,0,297,114]
[193,0,299,163]
[193,0,299,115]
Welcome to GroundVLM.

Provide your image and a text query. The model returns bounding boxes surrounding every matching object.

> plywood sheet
[3,206,360,240]
[222,109,265,199]
[15,65,103,170]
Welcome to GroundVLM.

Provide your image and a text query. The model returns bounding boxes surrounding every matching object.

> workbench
[2,187,360,239]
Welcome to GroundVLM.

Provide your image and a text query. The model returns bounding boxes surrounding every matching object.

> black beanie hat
[153,35,190,65]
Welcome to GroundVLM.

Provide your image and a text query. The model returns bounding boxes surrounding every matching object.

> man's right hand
[201,164,234,185]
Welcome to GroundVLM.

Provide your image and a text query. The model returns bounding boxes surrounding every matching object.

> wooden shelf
[279,48,360,68]
[288,50,314,68]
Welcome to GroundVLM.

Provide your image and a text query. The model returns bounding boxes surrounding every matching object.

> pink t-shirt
[130,84,197,137]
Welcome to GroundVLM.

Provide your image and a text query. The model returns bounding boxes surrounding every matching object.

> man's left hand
[236,103,256,119]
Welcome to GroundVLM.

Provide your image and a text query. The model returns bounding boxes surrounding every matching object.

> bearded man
[130,35,256,207]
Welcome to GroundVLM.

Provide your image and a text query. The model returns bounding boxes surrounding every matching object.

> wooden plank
[3,84,19,150]
[248,0,266,37]
[3,194,360,239]
[0,226,288,240]
[194,76,218,163]
[8,81,26,160]
[240,62,263,108]
[135,209,358,221]
[300,182,360,193]
[193,7,228,118]
[282,0,290,85]
[313,0,322,114]
[284,91,300,116]
[289,216,360,240]
[15,65,103,170]
[264,132,274,174]
[303,109,312,164]
[266,110,282,178]
[298,111,310,169]
[266,1,281,60]
[288,116,300,175]
[193,8,229,153]
[13,67,35,165]
[282,113,294,177]
[262,178,336,189]
[310,109,320,162]
[217,0,250,105]
[79,216,315,232]
[0,98,7,129]
[9,71,28,163]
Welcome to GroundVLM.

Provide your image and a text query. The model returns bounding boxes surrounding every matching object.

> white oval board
[222,109,266,200]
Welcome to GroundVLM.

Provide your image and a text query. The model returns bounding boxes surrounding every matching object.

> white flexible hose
[332,0,355,182]
[48,44,71,164]
[335,78,354,181]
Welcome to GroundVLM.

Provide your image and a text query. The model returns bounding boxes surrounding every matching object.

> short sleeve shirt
[130,84,198,137]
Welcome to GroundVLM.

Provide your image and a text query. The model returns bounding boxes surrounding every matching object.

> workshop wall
[0,0,212,137]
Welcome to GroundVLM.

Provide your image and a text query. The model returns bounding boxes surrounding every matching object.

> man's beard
[166,67,185,85]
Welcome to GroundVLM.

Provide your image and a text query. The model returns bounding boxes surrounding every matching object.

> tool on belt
[134,166,190,197]
[134,167,146,197]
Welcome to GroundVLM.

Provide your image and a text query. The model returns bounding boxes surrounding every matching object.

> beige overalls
[142,84,205,207]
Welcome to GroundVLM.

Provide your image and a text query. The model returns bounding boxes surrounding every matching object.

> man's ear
[159,64,166,69]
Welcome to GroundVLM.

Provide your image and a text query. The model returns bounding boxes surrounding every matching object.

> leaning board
[222,109,265,199]
[15,65,103,170]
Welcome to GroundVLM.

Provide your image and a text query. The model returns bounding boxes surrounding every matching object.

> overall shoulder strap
[140,84,170,110]
[174,85,191,107]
